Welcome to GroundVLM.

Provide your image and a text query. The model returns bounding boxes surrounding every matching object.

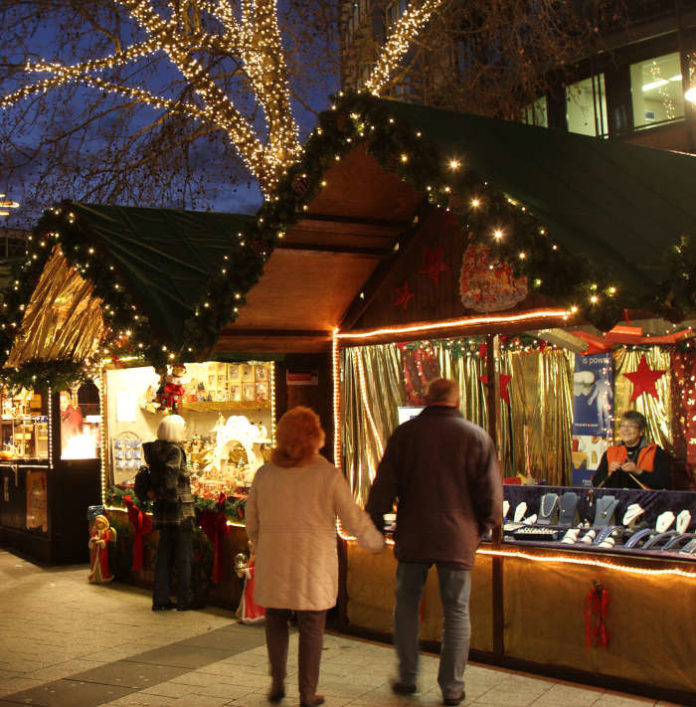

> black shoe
[152,601,176,611]
[299,696,324,707]
[391,680,418,695]
[443,692,465,705]
[267,687,285,703]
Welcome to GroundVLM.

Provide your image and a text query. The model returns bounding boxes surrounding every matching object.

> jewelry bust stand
[592,495,619,528]
[558,492,579,527]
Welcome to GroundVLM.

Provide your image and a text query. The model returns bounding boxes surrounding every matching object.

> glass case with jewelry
[502,485,696,561]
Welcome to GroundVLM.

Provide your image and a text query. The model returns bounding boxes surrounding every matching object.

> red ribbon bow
[584,579,610,648]
[124,496,153,572]
[199,494,230,584]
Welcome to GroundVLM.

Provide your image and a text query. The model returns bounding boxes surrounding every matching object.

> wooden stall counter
[341,539,696,702]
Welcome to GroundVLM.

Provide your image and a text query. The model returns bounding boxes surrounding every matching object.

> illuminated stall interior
[105,360,275,498]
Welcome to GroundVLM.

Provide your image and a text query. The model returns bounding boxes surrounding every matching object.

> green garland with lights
[105,485,247,524]
[243,91,651,331]
[1,91,692,392]
[0,200,271,388]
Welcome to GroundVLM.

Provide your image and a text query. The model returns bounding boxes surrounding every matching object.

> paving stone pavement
[0,550,683,707]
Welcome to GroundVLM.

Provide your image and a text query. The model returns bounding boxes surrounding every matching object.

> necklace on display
[540,493,558,518]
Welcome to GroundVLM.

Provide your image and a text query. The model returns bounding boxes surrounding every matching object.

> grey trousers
[265,607,327,703]
[394,561,471,700]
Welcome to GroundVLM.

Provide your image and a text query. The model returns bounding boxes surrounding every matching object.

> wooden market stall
[237,93,696,702]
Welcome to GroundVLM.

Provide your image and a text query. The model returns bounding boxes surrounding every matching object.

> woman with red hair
[246,406,384,707]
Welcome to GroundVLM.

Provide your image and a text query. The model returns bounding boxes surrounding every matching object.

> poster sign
[26,470,48,532]
[572,353,613,437]
[572,353,613,484]
[286,371,318,386]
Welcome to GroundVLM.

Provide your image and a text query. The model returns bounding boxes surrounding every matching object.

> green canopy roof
[0,202,267,381]
[382,98,696,296]
[69,203,253,347]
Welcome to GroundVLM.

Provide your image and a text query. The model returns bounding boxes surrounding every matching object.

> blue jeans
[394,561,471,700]
[153,525,193,607]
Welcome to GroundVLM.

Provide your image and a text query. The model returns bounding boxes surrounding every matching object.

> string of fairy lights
[0,1,443,193]
[0,0,305,194]
[364,0,445,95]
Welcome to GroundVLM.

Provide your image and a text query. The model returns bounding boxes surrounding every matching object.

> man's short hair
[621,410,647,432]
[425,378,459,405]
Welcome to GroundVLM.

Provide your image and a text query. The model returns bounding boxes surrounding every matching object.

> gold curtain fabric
[340,342,673,496]
[506,349,574,485]
[6,247,104,367]
[613,348,673,454]
[341,344,405,505]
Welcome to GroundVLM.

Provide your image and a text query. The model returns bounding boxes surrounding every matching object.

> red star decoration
[623,354,666,401]
[419,246,450,285]
[394,281,415,310]
[479,373,513,404]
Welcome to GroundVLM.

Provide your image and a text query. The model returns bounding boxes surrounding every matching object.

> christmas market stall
[0,204,276,579]
[242,92,696,701]
[0,196,397,608]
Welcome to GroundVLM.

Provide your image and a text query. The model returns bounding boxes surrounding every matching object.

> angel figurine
[234,543,265,624]
[88,515,116,584]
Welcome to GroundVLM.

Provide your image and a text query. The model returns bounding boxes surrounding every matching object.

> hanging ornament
[622,354,667,401]
[478,373,512,404]
[419,246,450,285]
[394,281,415,310]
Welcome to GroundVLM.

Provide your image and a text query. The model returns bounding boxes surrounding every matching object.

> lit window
[630,52,685,130]
[522,96,548,127]
[566,74,608,137]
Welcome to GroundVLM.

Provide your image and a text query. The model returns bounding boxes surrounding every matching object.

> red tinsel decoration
[584,579,610,648]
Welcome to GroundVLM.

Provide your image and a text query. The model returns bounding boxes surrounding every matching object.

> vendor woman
[592,411,671,489]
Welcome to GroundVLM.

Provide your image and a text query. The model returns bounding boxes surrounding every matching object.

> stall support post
[485,334,505,658]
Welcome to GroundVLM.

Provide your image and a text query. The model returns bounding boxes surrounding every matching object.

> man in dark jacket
[366,378,502,706]
[143,414,196,611]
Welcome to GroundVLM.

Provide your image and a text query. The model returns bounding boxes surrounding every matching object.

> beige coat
[246,455,384,611]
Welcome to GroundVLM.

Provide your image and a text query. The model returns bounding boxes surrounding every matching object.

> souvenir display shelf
[0,386,101,564]
[105,360,275,499]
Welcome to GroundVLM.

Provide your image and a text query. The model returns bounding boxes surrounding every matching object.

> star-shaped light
[623,354,666,401]
[394,281,415,310]
[419,246,449,285]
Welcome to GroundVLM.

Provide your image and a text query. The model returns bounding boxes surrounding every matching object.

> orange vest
[606,443,657,472]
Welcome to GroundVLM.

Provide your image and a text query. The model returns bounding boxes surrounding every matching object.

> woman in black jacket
[143,414,196,611]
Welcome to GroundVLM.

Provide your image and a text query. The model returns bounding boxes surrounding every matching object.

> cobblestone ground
[0,550,680,706]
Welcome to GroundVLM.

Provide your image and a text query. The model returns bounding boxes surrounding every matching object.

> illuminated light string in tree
[1,0,444,196]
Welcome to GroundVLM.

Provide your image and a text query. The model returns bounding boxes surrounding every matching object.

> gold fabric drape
[342,341,577,499]
[506,349,574,485]
[6,247,104,366]
[613,348,672,454]
[342,344,405,505]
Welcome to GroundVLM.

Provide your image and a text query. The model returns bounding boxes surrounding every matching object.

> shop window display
[0,387,48,460]
[106,361,274,500]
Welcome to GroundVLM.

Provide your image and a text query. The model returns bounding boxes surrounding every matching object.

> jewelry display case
[502,485,696,560]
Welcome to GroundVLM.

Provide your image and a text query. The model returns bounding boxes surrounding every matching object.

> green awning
[382,98,696,296]
[69,203,253,347]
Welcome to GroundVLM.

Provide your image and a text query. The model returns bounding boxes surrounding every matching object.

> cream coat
[246,455,384,611]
